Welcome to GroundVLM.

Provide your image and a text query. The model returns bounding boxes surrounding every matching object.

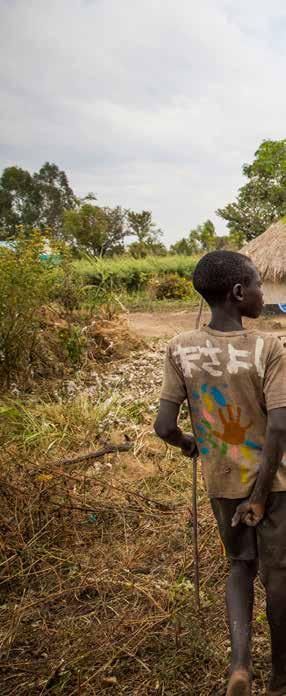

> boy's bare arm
[232,407,286,527]
[154,399,198,458]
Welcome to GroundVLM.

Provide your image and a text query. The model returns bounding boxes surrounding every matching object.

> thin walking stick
[192,452,200,610]
[192,295,204,610]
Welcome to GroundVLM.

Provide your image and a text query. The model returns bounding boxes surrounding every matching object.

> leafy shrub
[149,274,196,300]
[0,232,56,385]
[50,261,83,313]
[0,232,84,385]
[75,254,199,292]
[59,325,87,366]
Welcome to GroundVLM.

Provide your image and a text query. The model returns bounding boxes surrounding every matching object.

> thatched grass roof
[241,219,286,282]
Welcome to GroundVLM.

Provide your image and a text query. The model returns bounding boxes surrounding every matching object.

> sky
[1,0,286,246]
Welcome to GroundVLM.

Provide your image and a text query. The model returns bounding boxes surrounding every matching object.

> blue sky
[1,0,286,245]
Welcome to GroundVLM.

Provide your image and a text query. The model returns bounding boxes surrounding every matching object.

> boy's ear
[233,283,244,303]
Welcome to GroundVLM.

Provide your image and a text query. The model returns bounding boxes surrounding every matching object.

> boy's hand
[180,434,198,459]
[231,500,265,527]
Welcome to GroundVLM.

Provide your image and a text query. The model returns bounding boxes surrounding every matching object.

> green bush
[49,261,84,312]
[0,233,55,384]
[150,274,197,300]
[0,232,84,385]
[59,325,87,366]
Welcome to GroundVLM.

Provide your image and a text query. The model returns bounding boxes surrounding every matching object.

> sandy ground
[129,307,286,339]
[128,309,211,338]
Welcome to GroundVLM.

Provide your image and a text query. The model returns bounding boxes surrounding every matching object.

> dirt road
[129,308,286,339]
[129,308,210,338]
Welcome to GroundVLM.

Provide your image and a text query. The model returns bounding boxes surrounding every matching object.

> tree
[33,162,77,233]
[190,219,216,251]
[171,220,217,255]
[126,210,164,257]
[103,206,127,256]
[217,139,286,241]
[128,240,167,258]
[63,204,127,256]
[0,166,40,237]
[0,162,77,238]
[170,237,198,255]
[63,204,108,256]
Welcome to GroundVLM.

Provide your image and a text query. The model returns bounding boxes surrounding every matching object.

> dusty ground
[129,307,286,339]
[128,309,211,338]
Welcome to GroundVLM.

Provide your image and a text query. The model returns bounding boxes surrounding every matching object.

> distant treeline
[1,139,286,256]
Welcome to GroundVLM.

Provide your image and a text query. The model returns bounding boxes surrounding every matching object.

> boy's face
[241,263,264,318]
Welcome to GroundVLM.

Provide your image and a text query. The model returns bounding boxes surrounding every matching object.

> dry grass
[0,327,272,695]
[0,430,271,695]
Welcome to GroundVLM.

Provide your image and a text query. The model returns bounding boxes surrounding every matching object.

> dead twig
[57,442,133,467]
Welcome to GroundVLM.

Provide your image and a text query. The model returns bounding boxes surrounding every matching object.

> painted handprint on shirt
[213,406,253,445]
[192,384,262,461]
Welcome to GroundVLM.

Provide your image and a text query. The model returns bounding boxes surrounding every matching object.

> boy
[154,251,286,696]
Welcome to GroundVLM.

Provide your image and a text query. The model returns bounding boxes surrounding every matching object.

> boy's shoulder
[169,328,282,344]
[168,329,201,345]
[168,328,285,360]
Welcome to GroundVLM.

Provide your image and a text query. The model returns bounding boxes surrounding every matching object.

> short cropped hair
[193,250,254,305]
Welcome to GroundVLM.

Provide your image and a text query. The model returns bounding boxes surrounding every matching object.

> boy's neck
[208,304,244,332]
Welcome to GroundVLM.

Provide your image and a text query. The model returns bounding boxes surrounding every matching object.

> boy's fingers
[231,507,244,527]
[244,513,256,526]
[232,504,263,528]
[231,503,251,527]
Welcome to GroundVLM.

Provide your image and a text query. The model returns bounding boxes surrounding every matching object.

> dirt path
[129,308,210,338]
[129,308,286,339]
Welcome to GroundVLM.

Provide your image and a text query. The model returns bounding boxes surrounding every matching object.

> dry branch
[57,442,133,467]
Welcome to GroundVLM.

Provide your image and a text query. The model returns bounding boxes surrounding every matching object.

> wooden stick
[58,442,133,467]
[195,296,204,330]
[192,295,204,609]
[192,453,200,610]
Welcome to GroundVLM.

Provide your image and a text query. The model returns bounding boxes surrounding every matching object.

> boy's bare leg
[226,559,257,694]
[264,568,286,694]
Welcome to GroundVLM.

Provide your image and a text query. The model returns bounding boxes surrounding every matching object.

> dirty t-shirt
[160,327,286,499]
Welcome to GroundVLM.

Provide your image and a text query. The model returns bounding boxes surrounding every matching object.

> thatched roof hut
[241,219,286,304]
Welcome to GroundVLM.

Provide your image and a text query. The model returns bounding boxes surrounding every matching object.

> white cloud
[1,0,286,244]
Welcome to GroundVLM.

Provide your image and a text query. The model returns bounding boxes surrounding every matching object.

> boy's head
[193,250,264,318]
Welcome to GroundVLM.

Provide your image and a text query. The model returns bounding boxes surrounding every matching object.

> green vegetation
[0,233,89,386]
[217,139,286,242]
[63,202,127,256]
[150,274,195,301]
[0,232,58,385]
[0,162,76,236]
[170,219,230,255]
[75,253,199,291]
[2,140,286,262]
[0,231,199,388]
[0,164,232,260]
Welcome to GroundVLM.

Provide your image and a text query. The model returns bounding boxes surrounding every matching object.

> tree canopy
[0,163,77,237]
[126,210,166,257]
[170,220,222,255]
[0,166,166,257]
[63,204,127,256]
[217,139,286,241]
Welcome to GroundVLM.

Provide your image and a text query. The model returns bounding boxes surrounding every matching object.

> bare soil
[129,308,286,339]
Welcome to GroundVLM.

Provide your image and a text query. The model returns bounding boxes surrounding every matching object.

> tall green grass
[74,254,200,291]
